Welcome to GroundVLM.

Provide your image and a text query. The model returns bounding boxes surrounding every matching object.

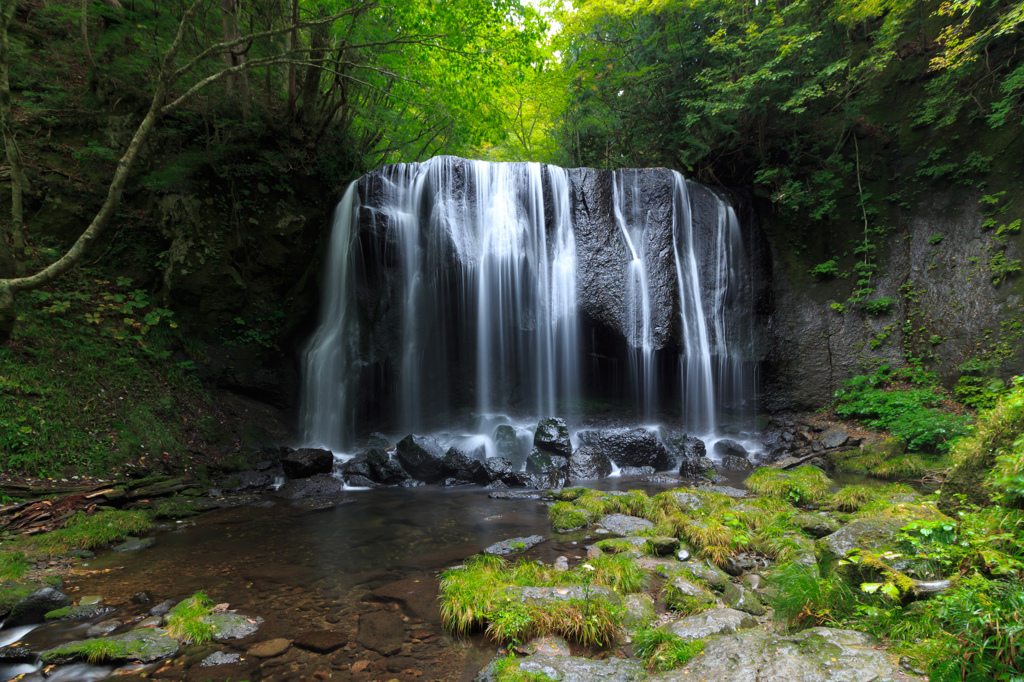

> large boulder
[478,654,643,682]
[281,448,334,479]
[7,588,72,626]
[396,435,447,483]
[443,447,489,484]
[365,447,411,485]
[533,418,572,457]
[649,627,902,682]
[340,458,377,487]
[577,428,672,470]
[597,514,654,535]
[713,439,748,459]
[567,446,613,480]
[815,517,905,578]
[679,455,716,479]
[279,472,348,497]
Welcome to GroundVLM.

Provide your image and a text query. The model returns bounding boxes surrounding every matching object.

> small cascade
[611,170,656,421]
[300,157,766,453]
[670,173,716,434]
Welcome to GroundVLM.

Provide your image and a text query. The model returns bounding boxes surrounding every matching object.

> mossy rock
[791,513,840,538]
[0,582,34,619]
[679,564,731,592]
[663,576,716,615]
[815,517,905,579]
[623,593,657,632]
[41,628,179,664]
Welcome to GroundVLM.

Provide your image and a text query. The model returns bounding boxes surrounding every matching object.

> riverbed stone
[207,613,262,639]
[534,418,572,457]
[370,575,442,623]
[667,576,715,608]
[357,610,404,655]
[113,536,155,553]
[619,465,656,477]
[484,535,545,555]
[41,628,179,664]
[679,455,717,479]
[87,619,122,637]
[723,584,766,616]
[484,456,514,480]
[649,627,899,682]
[478,654,643,682]
[201,651,241,666]
[702,485,747,498]
[396,435,447,483]
[567,446,613,480]
[597,513,654,535]
[281,448,334,479]
[7,587,72,626]
[294,630,348,653]
[247,638,291,658]
[661,608,757,640]
[0,645,33,662]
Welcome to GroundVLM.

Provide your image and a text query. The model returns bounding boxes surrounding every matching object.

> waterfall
[300,157,764,452]
[670,173,716,434]
[611,170,656,421]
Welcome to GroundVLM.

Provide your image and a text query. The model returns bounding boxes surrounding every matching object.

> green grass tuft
[828,485,878,512]
[166,591,217,644]
[769,562,857,630]
[745,467,831,506]
[491,653,558,682]
[32,510,153,555]
[0,553,31,581]
[632,627,706,671]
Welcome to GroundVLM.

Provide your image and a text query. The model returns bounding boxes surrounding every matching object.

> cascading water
[670,173,716,434]
[611,170,656,421]
[301,157,765,454]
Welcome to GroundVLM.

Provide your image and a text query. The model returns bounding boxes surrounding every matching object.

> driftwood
[774,446,855,470]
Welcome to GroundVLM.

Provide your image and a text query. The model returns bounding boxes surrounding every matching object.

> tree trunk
[0,284,14,345]
[1,0,28,270]
[298,5,329,128]
[286,0,298,119]
[219,0,250,118]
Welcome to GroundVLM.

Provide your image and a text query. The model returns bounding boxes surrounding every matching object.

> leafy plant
[863,297,896,316]
[808,259,840,279]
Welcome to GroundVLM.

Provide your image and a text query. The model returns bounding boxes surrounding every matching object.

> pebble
[201,651,241,667]
[351,660,371,673]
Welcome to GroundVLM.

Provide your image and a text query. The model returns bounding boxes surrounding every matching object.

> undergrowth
[0,264,210,476]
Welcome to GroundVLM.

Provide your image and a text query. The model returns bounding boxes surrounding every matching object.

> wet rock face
[661,608,757,640]
[649,627,901,682]
[577,428,673,470]
[442,447,489,484]
[365,447,412,485]
[763,190,1024,412]
[281,448,334,479]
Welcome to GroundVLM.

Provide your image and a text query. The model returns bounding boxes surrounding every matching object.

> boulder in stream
[533,417,572,457]
[577,428,673,470]
[567,446,612,480]
[281,448,334,479]
[396,435,447,483]
[7,587,72,626]
[661,607,757,640]
[41,628,180,664]
[713,439,748,458]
